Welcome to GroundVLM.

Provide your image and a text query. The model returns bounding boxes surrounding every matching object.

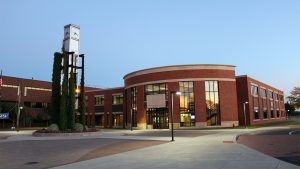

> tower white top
[63,24,80,55]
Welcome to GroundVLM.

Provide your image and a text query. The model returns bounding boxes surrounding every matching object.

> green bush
[74,123,84,132]
[47,123,60,132]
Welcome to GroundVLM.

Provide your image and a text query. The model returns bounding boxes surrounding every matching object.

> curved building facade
[123,64,239,129]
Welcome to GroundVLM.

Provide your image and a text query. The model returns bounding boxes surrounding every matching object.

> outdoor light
[243,101,249,129]
[75,87,80,94]
[170,91,181,141]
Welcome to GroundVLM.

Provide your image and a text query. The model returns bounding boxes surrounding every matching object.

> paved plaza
[0,128,299,169]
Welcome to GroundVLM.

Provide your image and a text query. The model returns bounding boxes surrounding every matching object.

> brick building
[0,76,52,127]
[236,76,285,126]
[0,64,286,129]
[86,64,286,129]
[0,75,97,127]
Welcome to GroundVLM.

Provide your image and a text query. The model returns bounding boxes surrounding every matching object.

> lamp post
[170,91,181,141]
[16,85,22,132]
[243,101,249,129]
[16,106,23,132]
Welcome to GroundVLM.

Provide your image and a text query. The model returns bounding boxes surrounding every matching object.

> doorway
[146,108,169,129]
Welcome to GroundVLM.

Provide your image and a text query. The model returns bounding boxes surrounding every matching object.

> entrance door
[147,108,169,129]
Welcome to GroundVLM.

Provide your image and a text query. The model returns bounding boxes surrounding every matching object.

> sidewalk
[50,130,300,169]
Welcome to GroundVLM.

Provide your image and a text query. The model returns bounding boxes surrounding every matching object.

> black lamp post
[170,91,181,141]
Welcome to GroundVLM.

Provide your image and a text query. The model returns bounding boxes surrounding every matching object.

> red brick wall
[194,81,206,122]
[219,81,238,122]
[236,76,285,126]
[136,85,146,125]
[86,87,124,128]
[167,82,180,123]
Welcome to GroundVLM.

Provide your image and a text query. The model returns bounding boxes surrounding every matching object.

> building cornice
[123,64,236,80]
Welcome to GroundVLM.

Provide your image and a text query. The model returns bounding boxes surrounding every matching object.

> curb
[32,131,102,137]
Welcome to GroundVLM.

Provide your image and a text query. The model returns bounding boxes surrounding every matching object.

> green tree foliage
[285,102,296,115]
[78,72,86,129]
[67,72,76,130]
[50,52,62,124]
[59,71,68,131]
[288,87,300,108]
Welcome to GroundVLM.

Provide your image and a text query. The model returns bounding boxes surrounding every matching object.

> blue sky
[0,0,299,97]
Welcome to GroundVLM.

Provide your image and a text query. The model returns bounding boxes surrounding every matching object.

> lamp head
[75,87,80,94]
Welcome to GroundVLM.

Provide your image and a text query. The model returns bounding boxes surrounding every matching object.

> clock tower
[63,24,80,71]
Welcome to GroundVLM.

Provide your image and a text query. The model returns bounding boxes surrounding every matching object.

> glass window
[179,82,195,127]
[251,85,258,96]
[263,108,268,119]
[205,81,220,126]
[260,88,267,98]
[254,107,260,120]
[131,87,137,127]
[276,110,280,118]
[95,95,104,105]
[144,83,168,103]
[112,114,124,127]
[274,93,278,101]
[269,91,273,99]
[144,83,169,129]
[270,109,275,118]
[112,94,123,105]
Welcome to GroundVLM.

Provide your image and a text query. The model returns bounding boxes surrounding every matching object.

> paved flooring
[51,129,300,169]
[1,128,299,169]
[238,127,300,166]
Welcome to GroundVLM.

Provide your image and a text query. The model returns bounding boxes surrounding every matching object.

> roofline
[236,75,283,93]
[3,75,51,84]
[86,86,124,93]
[123,64,236,80]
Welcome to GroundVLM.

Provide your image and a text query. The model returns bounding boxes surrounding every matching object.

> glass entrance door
[147,108,169,129]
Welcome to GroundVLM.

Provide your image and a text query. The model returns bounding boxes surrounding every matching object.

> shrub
[47,123,60,132]
[74,123,84,132]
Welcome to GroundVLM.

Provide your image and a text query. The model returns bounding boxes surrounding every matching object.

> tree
[288,87,300,108]
[59,67,68,131]
[285,102,295,116]
[50,52,62,124]
[78,57,86,129]
[67,72,76,130]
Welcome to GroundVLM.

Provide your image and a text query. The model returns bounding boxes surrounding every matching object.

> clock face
[71,28,80,40]
[64,28,70,39]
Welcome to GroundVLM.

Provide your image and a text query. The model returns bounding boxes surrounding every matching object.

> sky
[0,0,299,97]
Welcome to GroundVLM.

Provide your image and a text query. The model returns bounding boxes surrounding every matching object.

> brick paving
[237,130,300,166]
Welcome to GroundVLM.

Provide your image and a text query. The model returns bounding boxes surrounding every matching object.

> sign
[0,113,9,119]
[146,94,166,108]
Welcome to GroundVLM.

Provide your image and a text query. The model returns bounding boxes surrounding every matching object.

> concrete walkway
[50,130,300,169]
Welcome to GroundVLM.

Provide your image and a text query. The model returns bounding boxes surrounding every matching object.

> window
[269,91,273,99]
[145,83,168,97]
[276,110,280,118]
[270,109,275,118]
[95,95,104,105]
[144,83,169,128]
[274,93,278,101]
[131,87,137,127]
[112,114,124,127]
[179,82,195,127]
[254,107,260,120]
[205,81,220,126]
[251,85,258,96]
[112,94,124,105]
[261,88,267,98]
[263,108,268,119]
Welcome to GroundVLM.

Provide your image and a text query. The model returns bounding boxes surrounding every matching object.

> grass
[236,116,300,129]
